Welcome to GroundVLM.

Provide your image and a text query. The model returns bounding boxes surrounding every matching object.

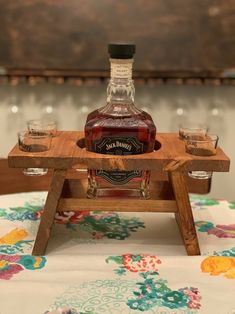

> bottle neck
[100,58,139,116]
[110,58,133,79]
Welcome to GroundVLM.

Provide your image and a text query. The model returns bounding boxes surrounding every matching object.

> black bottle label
[94,137,143,184]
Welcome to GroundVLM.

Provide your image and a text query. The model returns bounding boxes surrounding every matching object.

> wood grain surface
[0,158,51,194]
[8,132,230,172]
[0,159,211,195]
[169,171,201,255]
[32,169,66,256]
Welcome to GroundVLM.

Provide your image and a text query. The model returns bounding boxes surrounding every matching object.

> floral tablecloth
[0,192,235,314]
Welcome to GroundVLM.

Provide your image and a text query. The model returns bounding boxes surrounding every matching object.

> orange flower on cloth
[201,256,235,279]
[0,228,28,245]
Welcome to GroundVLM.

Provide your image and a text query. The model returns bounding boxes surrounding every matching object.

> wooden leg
[32,169,67,256]
[169,171,201,255]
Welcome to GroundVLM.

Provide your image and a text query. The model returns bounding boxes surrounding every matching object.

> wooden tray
[9,132,229,172]
[8,132,230,256]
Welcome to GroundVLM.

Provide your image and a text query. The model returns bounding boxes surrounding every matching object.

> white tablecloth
[0,192,235,314]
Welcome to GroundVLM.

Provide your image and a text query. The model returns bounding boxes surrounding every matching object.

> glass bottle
[84,43,156,199]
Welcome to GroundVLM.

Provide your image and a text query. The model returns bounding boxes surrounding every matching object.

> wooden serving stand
[8,132,230,256]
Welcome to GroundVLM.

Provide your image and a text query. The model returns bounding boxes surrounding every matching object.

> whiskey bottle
[84,43,156,199]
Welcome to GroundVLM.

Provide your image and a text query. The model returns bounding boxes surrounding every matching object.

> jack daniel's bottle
[85,43,156,199]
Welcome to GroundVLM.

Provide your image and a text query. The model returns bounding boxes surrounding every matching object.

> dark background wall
[0,0,235,77]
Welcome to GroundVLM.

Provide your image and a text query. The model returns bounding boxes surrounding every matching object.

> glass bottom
[188,171,212,180]
[87,169,150,199]
[23,168,48,176]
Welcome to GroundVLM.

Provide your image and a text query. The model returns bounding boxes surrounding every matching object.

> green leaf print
[229,202,235,209]
[10,203,42,213]
[106,255,123,265]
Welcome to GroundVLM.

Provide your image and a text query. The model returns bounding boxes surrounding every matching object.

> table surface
[8,132,230,171]
[0,191,234,314]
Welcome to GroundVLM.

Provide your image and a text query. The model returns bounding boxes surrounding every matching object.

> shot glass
[18,130,52,176]
[179,125,208,179]
[27,119,57,137]
[179,126,208,140]
[184,134,219,179]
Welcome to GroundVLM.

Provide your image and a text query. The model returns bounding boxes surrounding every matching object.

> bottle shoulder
[85,108,156,130]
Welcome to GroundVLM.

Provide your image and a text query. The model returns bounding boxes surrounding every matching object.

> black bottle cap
[108,42,136,59]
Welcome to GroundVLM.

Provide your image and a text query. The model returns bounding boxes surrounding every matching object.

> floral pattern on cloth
[106,254,201,311]
[228,202,235,210]
[54,211,145,240]
[1,192,235,312]
[190,196,220,210]
[213,247,235,257]
[0,253,46,280]
[201,256,235,279]
[50,279,138,314]
[0,228,33,254]
[0,202,44,221]
[0,228,46,279]
[195,221,235,238]
[47,255,202,313]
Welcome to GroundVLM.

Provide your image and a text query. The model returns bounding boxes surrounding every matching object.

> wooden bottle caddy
[8,131,230,256]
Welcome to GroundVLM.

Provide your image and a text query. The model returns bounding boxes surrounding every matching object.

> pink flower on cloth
[208,224,235,238]
[93,212,116,220]
[55,211,90,224]
[188,300,201,309]
[0,254,46,280]
[196,221,235,238]
[181,287,201,309]
[122,254,161,273]
[35,208,44,219]
[0,254,23,280]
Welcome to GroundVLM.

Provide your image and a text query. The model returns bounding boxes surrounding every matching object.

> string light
[176,107,184,116]
[11,105,19,113]
[45,106,53,114]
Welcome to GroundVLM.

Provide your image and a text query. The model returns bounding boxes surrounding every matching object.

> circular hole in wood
[154,140,161,151]
[77,138,86,149]
[77,138,161,153]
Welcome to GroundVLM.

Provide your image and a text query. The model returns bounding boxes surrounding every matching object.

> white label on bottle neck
[110,59,133,79]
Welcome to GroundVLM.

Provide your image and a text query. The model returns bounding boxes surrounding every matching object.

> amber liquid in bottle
[84,44,156,199]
